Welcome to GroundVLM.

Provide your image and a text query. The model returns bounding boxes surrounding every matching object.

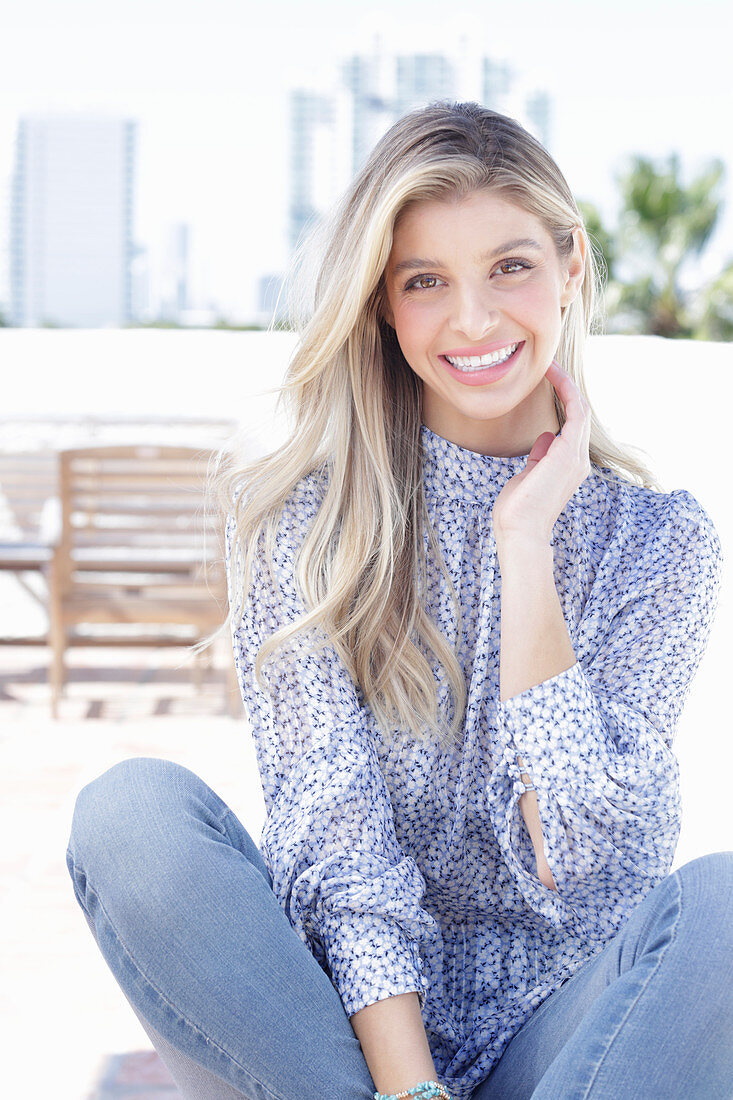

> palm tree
[691,260,733,341]
[611,154,724,337]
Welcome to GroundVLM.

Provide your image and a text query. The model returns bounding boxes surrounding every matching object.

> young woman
[67,103,732,1100]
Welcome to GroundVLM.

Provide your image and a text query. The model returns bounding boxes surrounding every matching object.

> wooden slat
[67,537,219,554]
[69,503,219,515]
[69,481,210,493]
[62,598,223,625]
[67,509,220,523]
[68,559,208,572]
[64,635,205,646]
[1,415,235,427]
[64,446,214,462]
[67,481,208,494]
[0,474,55,486]
[69,584,223,599]
[0,545,54,569]
[67,523,218,539]
[0,635,206,647]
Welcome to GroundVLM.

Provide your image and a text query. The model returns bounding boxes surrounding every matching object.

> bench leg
[47,557,66,719]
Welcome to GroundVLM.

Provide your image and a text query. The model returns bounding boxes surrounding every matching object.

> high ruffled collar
[420,423,539,503]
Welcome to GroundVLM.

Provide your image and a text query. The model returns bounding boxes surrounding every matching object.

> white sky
[1,0,731,319]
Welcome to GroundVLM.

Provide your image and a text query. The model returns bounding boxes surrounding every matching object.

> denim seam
[581,872,682,1098]
[217,806,244,845]
[80,874,283,1100]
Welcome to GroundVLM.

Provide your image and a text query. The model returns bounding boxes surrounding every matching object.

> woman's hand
[492,359,592,546]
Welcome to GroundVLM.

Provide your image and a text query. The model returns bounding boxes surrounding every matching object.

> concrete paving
[0,642,265,1100]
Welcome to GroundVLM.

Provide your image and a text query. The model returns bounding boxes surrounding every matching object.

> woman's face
[383,189,585,456]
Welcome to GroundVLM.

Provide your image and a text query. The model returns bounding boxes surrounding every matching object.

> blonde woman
[67,103,732,1100]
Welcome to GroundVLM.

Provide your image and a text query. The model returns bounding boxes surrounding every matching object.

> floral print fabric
[225,424,723,1099]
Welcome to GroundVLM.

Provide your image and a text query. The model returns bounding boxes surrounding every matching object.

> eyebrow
[390,238,544,277]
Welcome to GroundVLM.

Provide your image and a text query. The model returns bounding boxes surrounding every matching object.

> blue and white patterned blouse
[226,423,723,1100]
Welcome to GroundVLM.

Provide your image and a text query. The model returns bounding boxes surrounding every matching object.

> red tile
[109,1091,181,1099]
[111,1050,177,1086]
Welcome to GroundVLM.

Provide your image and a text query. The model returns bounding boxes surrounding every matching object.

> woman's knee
[69,756,195,848]
[673,850,733,921]
[67,756,267,899]
[67,757,228,888]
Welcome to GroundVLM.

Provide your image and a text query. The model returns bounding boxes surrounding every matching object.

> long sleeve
[224,478,439,1016]
[487,487,723,938]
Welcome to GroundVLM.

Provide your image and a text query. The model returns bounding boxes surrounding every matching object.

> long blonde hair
[202,101,660,748]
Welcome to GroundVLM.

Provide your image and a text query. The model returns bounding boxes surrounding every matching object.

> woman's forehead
[389,192,549,260]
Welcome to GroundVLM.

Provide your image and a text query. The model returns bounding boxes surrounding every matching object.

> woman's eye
[496,259,531,275]
[407,274,442,291]
[404,261,530,291]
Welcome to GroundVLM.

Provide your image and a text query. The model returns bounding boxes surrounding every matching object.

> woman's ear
[560,228,586,308]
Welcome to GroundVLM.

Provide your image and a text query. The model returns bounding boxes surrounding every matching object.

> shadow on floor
[0,645,243,720]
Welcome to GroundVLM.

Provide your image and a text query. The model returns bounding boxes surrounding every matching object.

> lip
[439,341,524,386]
[441,338,523,357]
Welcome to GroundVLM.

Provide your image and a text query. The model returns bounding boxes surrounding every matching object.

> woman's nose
[452,285,500,343]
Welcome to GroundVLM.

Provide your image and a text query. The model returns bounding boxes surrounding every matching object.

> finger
[545,361,590,455]
[545,360,583,408]
[526,431,555,467]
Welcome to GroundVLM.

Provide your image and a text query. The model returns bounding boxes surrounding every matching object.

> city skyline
[4,45,558,327]
[1,0,731,323]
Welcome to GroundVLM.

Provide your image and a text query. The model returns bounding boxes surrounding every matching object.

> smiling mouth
[442,342,521,372]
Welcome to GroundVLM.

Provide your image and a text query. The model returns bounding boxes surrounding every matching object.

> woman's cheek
[518,285,563,344]
[396,301,440,359]
[393,308,423,367]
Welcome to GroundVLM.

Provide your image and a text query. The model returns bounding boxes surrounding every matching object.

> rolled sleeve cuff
[496,662,600,789]
[319,910,429,1017]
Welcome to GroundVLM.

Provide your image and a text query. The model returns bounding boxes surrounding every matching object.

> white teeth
[445,343,519,371]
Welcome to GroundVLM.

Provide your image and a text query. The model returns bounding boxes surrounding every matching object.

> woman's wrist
[350,991,438,1097]
[495,527,554,559]
[374,1081,452,1100]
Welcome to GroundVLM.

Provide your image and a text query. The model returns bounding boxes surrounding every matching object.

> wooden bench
[0,418,241,717]
[46,443,239,719]
[0,417,236,645]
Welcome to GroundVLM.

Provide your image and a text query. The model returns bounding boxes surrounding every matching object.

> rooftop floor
[1,642,265,1100]
[3,628,730,1098]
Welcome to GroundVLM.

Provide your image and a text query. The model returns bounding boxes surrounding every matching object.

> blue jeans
[66,757,733,1100]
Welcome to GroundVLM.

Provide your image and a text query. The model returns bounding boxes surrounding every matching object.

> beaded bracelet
[374,1081,452,1100]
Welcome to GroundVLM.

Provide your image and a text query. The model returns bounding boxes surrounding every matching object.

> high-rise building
[395,54,455,120]
[525,90,552,150]
[341,54,393,174]
[482,58,514,112]
[9,114,136,327]
[288,89,351,253]
[340,53,458,179]
[160,222,191,321]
